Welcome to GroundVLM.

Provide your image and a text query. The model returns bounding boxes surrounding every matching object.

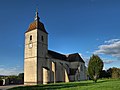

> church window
[55,62,57,71]
[30,35,32,41]
[41,36,44,42]
[81,64,83,71]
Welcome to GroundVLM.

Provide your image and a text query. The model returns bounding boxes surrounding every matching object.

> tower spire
[27,8,48,34]
[34,8,40,29]
[34,8,40,21]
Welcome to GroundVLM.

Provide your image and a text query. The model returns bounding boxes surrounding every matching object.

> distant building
[2,78,9,85]
[24,11,87,85]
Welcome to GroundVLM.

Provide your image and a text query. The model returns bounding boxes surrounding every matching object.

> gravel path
[0,85,24,90]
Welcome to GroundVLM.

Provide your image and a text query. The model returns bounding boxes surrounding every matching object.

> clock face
[29,43,33,48]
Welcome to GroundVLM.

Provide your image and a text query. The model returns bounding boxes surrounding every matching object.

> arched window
[41,36,44,42]
[30,35,32,41]
[81,64,83,71]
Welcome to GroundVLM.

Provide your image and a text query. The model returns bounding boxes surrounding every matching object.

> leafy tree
[18,73,24,83]
[88,55,103,82]
[111,67,120,79]
[99,70,108,78]
[107,68,112,78]
[18,73,24,80]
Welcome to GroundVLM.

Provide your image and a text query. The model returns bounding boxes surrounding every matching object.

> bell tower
[24,10,48,85]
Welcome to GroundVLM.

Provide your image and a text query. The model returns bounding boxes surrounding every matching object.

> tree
[111,67,120,79]
[99,70,108,78]
[18,73,24,80]
[88,55,103,82]
[107,68,112,78]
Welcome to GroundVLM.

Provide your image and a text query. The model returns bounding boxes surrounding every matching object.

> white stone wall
[24,30,38,58]
[69,61,87,81]
[24,28,87,85]
[37,30,48,58]
[79,63,87,80]
[24,28,48,85]
[24,30,38,85]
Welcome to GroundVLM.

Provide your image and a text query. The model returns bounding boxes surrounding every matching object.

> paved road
[0,85,24,90]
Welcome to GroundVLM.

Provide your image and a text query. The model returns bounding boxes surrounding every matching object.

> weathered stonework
[24,11,87,85]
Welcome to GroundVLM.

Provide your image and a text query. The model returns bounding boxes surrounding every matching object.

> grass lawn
[8,79,120,90]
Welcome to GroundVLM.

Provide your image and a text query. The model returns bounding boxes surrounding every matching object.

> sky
[0,0,120,75]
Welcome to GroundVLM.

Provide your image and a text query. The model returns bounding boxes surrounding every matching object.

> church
[24,11,87,85]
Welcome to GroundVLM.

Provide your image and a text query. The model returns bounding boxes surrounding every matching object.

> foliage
[7,73,24,84]
[99,70,109,78]
[99,69,112,78]
[8,75,18,79]
[8,79,120,90]
[107,68,112,78]
[99,67,120,79]
[88,55,103,82]
[111,67,120,79]
[18,73,24,81]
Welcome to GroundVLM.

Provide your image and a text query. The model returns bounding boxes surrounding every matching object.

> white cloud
[0,65,23,75]
[103,59,117,64]
[104,39,120,44]
[103,60,114,64]
[94,39,120,58]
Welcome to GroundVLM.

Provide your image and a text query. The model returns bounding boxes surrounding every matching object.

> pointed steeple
[34,8,40,29]
[34,8,40,21]
[26,9,48,34]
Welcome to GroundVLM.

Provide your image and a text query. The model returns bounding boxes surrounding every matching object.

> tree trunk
[93,75,97,83]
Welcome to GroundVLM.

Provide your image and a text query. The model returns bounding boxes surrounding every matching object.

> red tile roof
[26,21,48,34]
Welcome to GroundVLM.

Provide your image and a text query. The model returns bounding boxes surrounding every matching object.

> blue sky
[0,0,120,75]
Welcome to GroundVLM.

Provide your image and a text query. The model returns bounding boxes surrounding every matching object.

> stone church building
[24,11,86,85]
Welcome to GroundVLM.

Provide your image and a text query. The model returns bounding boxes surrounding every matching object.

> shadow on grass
[96,79,109,84]
[8,80,107,90]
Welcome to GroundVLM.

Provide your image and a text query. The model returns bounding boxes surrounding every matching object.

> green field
[9,79,120,90]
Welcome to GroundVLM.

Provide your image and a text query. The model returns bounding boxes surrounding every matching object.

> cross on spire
[34,8,40,21]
